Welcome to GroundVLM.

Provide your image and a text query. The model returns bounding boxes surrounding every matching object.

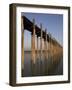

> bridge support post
[40,24,43,61]
[45,29,48,60]
[44,39,46,59]
[37,36,39,60]
[49,34,52,61]
[43,38,44,57]
[47,41,49,59]
[40,24,43,75]
[52,42,54,63]
[31,19,36,64]
[50,35,53,63]
[21,17,24,70]
[51,35,53,61]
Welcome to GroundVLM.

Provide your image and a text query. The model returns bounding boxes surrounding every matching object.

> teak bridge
[21,16,63,70]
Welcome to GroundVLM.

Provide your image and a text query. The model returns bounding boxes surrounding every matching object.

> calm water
[22,51,63,77]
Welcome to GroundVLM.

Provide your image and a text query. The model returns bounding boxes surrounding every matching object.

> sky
[21,12,63,51]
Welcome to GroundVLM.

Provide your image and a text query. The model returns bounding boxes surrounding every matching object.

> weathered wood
[21,17,24,70]
[40,24,43,60]
[37,36,39,59]
[31,19,36,64]
[45,29,48,59]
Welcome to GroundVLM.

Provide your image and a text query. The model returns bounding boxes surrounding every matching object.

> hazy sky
[21,12,63,50]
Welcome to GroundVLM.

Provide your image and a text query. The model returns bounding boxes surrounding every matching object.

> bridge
[21,16,63,72]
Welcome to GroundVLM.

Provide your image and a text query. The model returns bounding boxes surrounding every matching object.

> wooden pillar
[21,17,24,70]
[40,24,42,60]
[53,42,55,62]
[44,39,45,58]
[48,34,50,60]
[37,36,39,59]
[50,34,53,60]
[47,41,49,59]
[56,42,58,60]
[51,37,53,62]
[48,33,51,59]
[54,40,57,61]
[43,38,44,56]
[45,29,48,59]
[53,38,56,61]
[52,38,54,62]
[31,18,36,64]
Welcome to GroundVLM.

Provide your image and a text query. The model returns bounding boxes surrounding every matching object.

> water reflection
[22,51,63,77]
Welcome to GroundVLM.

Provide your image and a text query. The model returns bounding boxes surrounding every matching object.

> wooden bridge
[21,16,63,70]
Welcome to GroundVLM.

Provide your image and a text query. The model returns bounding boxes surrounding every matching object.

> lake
[22,51,63,77]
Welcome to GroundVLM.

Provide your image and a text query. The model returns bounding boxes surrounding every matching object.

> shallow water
[22,51,63,77]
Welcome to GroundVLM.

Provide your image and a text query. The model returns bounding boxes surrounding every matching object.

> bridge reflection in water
[21,16,63,77]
